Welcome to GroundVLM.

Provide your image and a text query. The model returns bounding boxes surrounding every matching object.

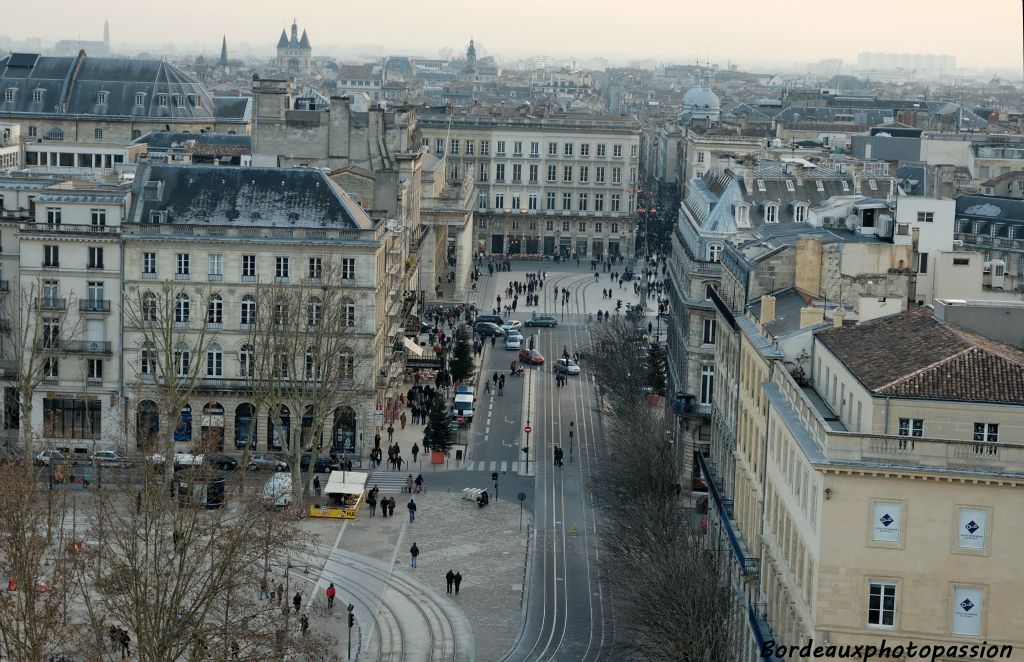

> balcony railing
[19,222,117,235]
[748,602,781,659]
[79,299,111,312]
[696,452,760,578]
[64,340,112,354]
[35,297,66,311]
[671,393,711,419]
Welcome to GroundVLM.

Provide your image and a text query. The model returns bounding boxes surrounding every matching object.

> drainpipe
[755,360,775,607]
[883,396,890,436]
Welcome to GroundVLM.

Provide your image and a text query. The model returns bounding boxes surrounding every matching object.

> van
[474,314,504,325]
[452,393,474,421]
[261,473,292,507]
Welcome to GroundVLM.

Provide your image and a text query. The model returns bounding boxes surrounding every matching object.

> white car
[34,449,66,467]
[91,450,129,468]
[554,358,581,375]
[500,320,523,333]
[505,333,522,350]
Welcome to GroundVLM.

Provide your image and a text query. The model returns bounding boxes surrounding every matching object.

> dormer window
[735,203,751,228]
[973,221,982,235]
[756,179,766,192]
[1008,226,1016,240]
[785,180,795,192]
[97,91,109,104]
[815,180,824,192]
[794,203,808,223]
[868,179,878,191]
[32,89,44,103]
[157,94,168,107]
[3,88,15,103]
[135,93,146,106]
[175,95,185,109]
[189,94,199,108]
[707,243,722,262]
[764,203,779,223]
[990,224,999,237]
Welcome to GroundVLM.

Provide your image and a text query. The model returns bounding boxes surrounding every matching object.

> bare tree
[245,261,369,499]
[0,277,83,459]
[123,281,216,485]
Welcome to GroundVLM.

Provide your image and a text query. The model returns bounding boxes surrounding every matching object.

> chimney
[832,306,845,328]
[742,165,754,195]
[851,163,863,195]
[800,306,825,328]
[760,294,777,324]
[793,163,805,185]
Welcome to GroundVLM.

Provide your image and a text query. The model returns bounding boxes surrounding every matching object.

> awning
[323,471,369,496]
[403,336,424,357]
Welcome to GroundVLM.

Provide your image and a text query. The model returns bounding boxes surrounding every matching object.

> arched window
[45,127,64,141]
[175,293,190,323]
[207,294,223,325]
[206,343,223,377]
[240,294,255,326]
[300,404,322,449]
[307,297,322,328]
[234,403,256,449]
[136,400,159,449]
[174,343,191,377]
[142,291,157,322]
[267,405,290,450]
[794,203,808,223]
[238,344,254,377]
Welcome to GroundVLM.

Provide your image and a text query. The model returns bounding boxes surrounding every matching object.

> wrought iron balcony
[671,392,712,419]
[696,452,760,579]
[35,297,66,311]
[79,299,111,312]
[64,340,113,354]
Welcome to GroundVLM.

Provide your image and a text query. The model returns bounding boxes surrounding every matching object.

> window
[511,194,521,210]
[612,168,621,184]
[495,163,505,182]
[307,297,322,328]
[630,144,638,158]
[868,179,878,191]
[579,166,589,183]
[343,302,356,327]
[140,346,156,375]
[795,204,807,223]
[87,247,104,269]
[613,144,622,158]
[917,211,934,223]
[546,192,556,210]
[868,582,897,627]
[496,140,506,156]
[528,194,538,211]
[580,143,589,157]
[207,295,223,325]
[596,167,605,184]
[85,281,104,310]
[176,253,190,276]
[464,140,474,155]
[973,422,998,443]
[548,142,558,156]
[94,128,103,140]
[512,164,521,182]
[339,352,355,380]
[175,294,190,324]
[42,398,101,439]
[495,193,504,209]
[308,257,322,281]
[597,144,606,157]
[175,94,185,109]
[239,344,254,377]
[564,143,574,157]
[595,222,603,232]
[207,344,223,377]
[708,243,722,262]
[547,165,557,182]
[765,205,778,223]
[611,194,620,212]
[841,180,850,192]
[480,141,489,156]
[513,141,522,156]
[702,319,717,345]
[135,92,145,106]
[141,292,157,323]
[434,138,444,153]
[33,89,44,103]
[450,139,459,155]
[46,207,62,225]
[918,253,928,274]
[275,256,290,280]
[42,317,60,349]
[43,357,58,379]
[175,348,191,378]
[785,180,795,192]
[546,221,554,231]
[563,166,572,183]
[562,221,570,232]
[578,194,588,211]
[27,126,36,138]
[240,295,255,326]
[90,209,106,226]
[595,193,604,211]
[700,364,715,405]
[157,93,168,107]
[530,141,539,157]
[479,163,488,182]
[529,164,539,183]
[242,255,256,280]
[274,300,288,326]
[815,180,825,192]
[562,193,572,211]
[897,418,923,437]
[951,586,983,636]
[43,245,59,267]
[208,254,223,280]
[478,192,487,210]
[3,89,14,103]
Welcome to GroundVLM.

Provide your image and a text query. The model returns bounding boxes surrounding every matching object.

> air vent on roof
[288,212,300,224]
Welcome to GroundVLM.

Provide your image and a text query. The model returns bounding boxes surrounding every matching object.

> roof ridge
[874,345,973,392]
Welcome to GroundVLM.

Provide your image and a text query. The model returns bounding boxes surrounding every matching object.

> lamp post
[568,421,575,463]
[347,603,355,659]
[522,420,532,474]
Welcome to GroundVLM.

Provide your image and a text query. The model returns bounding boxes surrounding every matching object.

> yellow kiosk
[308,471,368,519]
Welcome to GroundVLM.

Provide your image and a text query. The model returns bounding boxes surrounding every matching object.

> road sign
[457,415,465,424]
[524,425,532,434]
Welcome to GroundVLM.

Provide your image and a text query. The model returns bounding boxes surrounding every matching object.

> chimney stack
[800,306,825,328]
[832,306,845,328]
[793,163,805,185]
[760,294,777,324]
[851,163,863,195]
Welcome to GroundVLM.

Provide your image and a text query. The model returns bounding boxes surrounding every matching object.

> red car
[518,348,545,365]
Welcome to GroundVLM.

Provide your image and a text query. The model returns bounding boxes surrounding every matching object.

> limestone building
[276,21,312,77]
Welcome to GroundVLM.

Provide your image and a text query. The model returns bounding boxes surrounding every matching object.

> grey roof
[133,131,250,153]
[128,164,373,230]
[299,30,311,49]
[277,30,289,48]
[747,288,814,337]
[775,106,894,126]
[955,194,1024,238]
[0,52,249,122]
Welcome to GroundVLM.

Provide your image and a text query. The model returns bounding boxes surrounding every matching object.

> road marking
[485,426,490,434]
[489,461,497,472]
[500,461,507,472]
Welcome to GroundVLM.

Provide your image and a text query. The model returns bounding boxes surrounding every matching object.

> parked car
[35,449,66,467]
[299,454,336,473]
[519,348,545,365]
[474,321,504,337]
[248,453,289,472]
[205,453,238,471]
[455,384,475,395]
[554,358,581,375]
[525,315,558,327]
[90,450,129,468]
[474,314,504,326]
[505,333,522,350]
[151,453,205,469]
[500,320,523,333]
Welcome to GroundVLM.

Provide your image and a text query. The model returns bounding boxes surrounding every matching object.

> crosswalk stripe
[500,461,507,472]
[489,461,497,472]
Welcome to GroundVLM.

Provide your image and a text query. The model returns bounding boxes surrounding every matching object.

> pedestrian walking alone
[313,476,321,498]
[410,542,420,568]
[300,613,309,637]
[446,569,455,594]
[454,572,462,595]
[293,592,302,612]
[389,496,397,517]
[412,443,420,463]
[326,582,336,609]
[259,577,269,601]
[368,492,377,517]
[408,498,418,523]
[387,424,395,443]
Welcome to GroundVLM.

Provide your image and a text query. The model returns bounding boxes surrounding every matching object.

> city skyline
[1,0,1021,72]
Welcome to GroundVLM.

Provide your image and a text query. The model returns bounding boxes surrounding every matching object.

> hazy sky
[4,0,1021,70]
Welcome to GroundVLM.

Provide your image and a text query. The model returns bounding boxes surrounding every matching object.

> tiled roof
[815,307,1024,404]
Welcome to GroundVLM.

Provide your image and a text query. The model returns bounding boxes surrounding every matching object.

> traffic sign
[524,425,532,434]
[457,415,465,423]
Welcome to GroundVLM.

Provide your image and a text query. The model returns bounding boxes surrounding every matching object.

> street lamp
[568,421,575,463]
[347,604,355,659]
[492,471,499,501]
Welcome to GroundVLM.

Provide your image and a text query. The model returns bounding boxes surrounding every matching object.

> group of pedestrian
[444,569,463,595]
[555,372,569,388]
[107,625,131,659]
[386,443,405,471]
[408,384,439,425]
[491,371,506,395]
[554,446,564,467]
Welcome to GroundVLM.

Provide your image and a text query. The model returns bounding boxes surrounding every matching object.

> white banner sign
[872,502,902,542]
[958,508,987,550]
[952,586,983,636]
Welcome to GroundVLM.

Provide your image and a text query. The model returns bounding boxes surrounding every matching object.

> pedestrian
[300,613,309,637]
[368,492,377,517]
[326,582,336,609]
[374,432,381,448]
[396,455,404,472]
[259,577,269,601]
[276,582,284,606]
[108,625,119,653]
[400,411,407,429]
[446,569,455,594]
[293,592,302,612]
[231,641,240,658]
[387,424,395,443]
[313,476,321,498]
[118,629,131,660]
[484,381,491,394]
[412,442,420,463]
[389,496,397,517]
[380,493,388,518]
[408,498,417,523]
[493,372,499,386]
[453,571,462,595]
[410,542,420,568]
[491,335,496,347]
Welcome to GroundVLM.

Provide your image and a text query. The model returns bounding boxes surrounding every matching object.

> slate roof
[815,306,1024,404]
[0,53,249,122]
[955,194,1024,238]
[128,164,373,230]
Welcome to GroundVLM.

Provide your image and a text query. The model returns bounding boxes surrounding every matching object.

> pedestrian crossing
[458,460,525,474]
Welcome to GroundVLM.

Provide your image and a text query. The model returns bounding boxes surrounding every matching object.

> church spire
[219,35,228,66]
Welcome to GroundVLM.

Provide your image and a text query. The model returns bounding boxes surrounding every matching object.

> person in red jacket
[326,582,336,609]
